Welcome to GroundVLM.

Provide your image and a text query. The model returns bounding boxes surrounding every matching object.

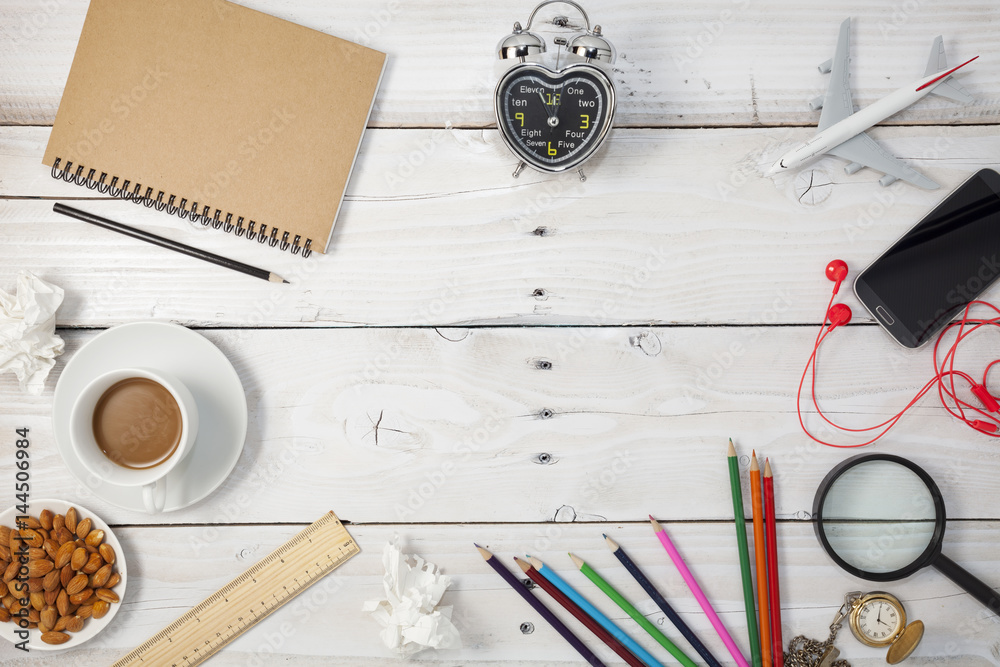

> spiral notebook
[42,0,386,257]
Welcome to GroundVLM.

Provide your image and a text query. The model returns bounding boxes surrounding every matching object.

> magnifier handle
[935,553,1000,616]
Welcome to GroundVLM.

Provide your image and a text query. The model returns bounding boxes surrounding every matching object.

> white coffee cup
[70,368,199,513]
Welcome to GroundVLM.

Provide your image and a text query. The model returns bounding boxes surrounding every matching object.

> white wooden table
[2,0,1000,664]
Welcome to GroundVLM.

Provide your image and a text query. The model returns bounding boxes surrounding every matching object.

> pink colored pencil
[650,515,750,667]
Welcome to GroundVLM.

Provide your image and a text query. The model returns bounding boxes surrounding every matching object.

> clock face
[495,63,615,173]
[856,598,903,644]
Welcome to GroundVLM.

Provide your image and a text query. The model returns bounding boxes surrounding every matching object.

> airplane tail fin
[923,36,974,103]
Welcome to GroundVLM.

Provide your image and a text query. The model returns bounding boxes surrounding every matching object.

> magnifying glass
[814,453,1000,615]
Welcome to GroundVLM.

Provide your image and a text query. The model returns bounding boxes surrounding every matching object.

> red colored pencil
[763,460,783,667]
[514,557,643,667]
[751,453,771,667]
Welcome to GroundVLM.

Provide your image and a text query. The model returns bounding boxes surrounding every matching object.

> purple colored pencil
[475,545,607,667]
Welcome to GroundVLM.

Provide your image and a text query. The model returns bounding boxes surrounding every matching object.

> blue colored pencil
[605,536,724,667]
[528,556,664,667]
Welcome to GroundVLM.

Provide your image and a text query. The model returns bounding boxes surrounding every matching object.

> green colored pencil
[569,553,698,667]
[729,439,762,667]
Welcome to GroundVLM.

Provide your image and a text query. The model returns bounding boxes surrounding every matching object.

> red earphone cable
[799,295,1000,447]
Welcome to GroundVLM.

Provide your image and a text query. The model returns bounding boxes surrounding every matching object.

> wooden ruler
[112,511,360,666]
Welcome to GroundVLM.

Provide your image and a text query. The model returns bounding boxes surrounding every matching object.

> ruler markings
[112,512,359,666]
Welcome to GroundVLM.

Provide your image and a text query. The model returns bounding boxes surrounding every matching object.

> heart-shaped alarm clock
[494,1,616,181]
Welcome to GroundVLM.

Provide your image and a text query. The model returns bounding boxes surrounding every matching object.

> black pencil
[475,546,606,667]
[605,534,724,667]
[53,203,288,283]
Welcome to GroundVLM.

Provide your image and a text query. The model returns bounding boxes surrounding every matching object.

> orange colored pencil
[764,459,783,667]
[750,452,771,667]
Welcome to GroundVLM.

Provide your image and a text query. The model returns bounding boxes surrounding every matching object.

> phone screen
[854,169,1000,348]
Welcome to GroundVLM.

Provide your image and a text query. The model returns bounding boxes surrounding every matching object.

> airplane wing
[828,132,939,189]
[817,18,855,131]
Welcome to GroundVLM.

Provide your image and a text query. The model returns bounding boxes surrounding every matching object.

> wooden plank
[3,125,1000,327]
[1,0,998,128]
[0,521,995,664]
[2,326,997,525]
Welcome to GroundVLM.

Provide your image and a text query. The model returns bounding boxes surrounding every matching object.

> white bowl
[0,499,127,651]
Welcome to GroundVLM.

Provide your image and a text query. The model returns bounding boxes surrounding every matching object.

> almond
[43,570,60,592]
[27,559,53,578]
[69,589,93,606]
[66,574,88,596]
[65,615,84,633]
[55,527,74,545]
[39,510,54,531]
[0,580,7,597]
[20,517,41,530]
[42,539,59,561]
[27,577,43,593]
[60,564,74,588]
[52,515,65,533]
[55,542,74,569]
[0,544,10,562]
[3,561,18,582]
[90,563,112,589]
[75,518,92,541]
[106,572,121,588]
[20,528,43,548]
[70,547,87,571]
[65,508,77,534]
[56,589,69,616]
[75,604,93,620]
[84,528,104,547]
[91,599,110,619]
[0,527,10,546]
[30,591,45,611]
[99,543,115,565]
[0,608,9,623]
[40,606,57,628]
[44,588,58,606]
[95,588,119,604]
[41,631,70,645]
[82,553,103,574]
[27,608,40,623]
[53,615,68,632]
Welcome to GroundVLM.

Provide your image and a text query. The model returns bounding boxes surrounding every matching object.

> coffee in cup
[70,368,199,513]
[93,377,184,469]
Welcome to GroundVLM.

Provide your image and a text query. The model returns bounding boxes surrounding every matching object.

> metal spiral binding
[50,157,313,257]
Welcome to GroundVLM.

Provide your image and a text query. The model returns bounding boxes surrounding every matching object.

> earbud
[826,259,849,295]
[827,303,853,330]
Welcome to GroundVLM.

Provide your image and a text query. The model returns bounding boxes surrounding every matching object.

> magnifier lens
[820,460,938,573]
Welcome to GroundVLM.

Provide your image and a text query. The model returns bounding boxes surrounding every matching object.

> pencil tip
[528,556,544,569]
[649,516,663,532]
[727,439,736,456]
[282,279,290,284]
[569,553,585,569]
[764,459,773,476]
[750,454,759,471]
[604,534,619,551]
[476,545,492,559]
[513,557,531,573]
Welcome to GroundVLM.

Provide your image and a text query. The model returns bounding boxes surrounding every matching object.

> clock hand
[538,91,554,119]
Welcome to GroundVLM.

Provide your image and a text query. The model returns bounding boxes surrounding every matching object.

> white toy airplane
[768,17,977,189]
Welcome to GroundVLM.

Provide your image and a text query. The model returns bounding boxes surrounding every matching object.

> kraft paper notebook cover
[43,0,386,256]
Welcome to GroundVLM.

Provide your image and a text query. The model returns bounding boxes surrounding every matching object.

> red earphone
[798,260,1000,447]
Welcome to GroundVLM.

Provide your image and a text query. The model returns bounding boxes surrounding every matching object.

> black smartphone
[854,168,1000,348]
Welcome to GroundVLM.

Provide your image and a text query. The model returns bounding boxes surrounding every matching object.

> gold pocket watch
[844,591,923,664]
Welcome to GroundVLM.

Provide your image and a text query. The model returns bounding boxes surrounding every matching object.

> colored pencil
[763,460,784,667]
[476,546,606,667]
[729,440,762,667]
[649,517,750,667]
[53,203,288,283]
[569,552,698,667]
[606,535,723,667]
[751,452,772,667]
[528,557,663,667]
[515,557,642,667]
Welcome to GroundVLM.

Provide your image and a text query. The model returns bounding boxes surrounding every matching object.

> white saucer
[53,322,247,513]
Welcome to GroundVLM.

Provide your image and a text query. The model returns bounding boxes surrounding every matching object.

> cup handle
[142,479,167,514]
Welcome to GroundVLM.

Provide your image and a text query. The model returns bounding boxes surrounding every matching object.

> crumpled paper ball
[0,271,65,394]
[362,535,461,656]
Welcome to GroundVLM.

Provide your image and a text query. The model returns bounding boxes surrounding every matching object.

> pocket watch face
[495,63,615,173]
[855,597,904,645]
